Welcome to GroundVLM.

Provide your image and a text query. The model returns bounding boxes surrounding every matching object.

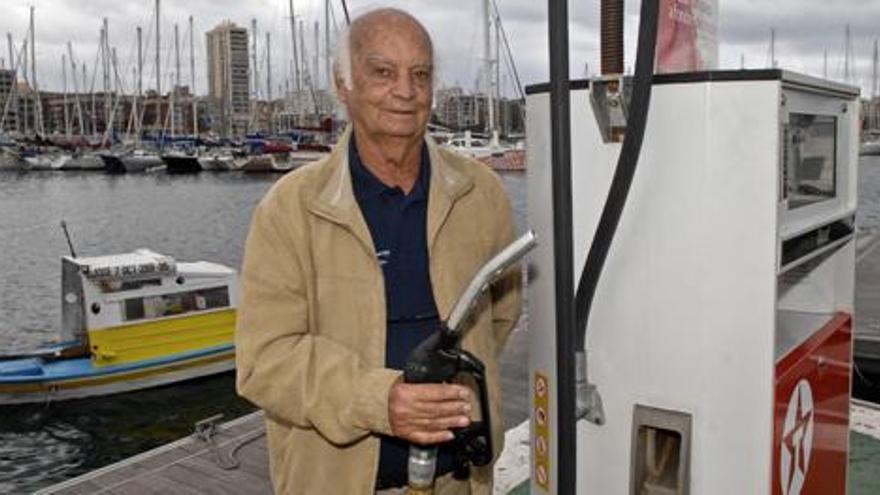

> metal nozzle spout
[575,350,605,425]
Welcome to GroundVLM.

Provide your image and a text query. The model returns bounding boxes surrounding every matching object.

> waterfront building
[0,69,18,133]
[434,86,524,137]
[206,21,250,137]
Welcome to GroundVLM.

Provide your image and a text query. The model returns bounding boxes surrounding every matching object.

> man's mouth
[387,109,417,115]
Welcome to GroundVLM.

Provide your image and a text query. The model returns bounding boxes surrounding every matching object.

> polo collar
[348,135,431,203]
[309,126,474,251]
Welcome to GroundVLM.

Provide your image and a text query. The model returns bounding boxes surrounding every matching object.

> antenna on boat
[60,220,78,258]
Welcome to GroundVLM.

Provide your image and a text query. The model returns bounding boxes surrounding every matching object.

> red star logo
[783,389,813,492]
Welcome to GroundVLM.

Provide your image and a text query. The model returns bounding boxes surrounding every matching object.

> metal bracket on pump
[575,350,605,424]
[590,76,633,143]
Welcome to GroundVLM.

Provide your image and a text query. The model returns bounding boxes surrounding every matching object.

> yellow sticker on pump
[534,371,550,492]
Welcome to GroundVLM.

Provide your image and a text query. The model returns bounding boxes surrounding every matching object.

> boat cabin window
[784,113,837,209]
[123,286,230,321]
[97,278,162,293]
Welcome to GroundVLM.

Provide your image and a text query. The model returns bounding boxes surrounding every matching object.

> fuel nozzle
[404,231,537,493]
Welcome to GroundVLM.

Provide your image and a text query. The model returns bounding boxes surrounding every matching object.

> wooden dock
[36,412,271,494]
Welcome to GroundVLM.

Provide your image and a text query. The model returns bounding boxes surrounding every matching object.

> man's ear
[335,75,350,104]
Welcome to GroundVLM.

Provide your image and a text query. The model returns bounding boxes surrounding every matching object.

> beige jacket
[235,129,522,494]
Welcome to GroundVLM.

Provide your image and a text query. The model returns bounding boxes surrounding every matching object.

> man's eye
[375,67,393,78]
[414,71,431,81]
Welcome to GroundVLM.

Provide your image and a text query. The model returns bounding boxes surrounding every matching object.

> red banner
[656,0,718,74]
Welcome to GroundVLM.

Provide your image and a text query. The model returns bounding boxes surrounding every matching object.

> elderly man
[235,8,521,494]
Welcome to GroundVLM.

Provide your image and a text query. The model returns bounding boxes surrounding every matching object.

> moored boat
[0,249,238,404]
[23,151,71,171]
[60,151,105,171]
[100,149,165,174]
[197,152,237,171]
[241,152,293,173]
[161,151,202,174]
[861,139,880,156]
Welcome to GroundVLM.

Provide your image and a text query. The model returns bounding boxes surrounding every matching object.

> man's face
[338,19,433,142]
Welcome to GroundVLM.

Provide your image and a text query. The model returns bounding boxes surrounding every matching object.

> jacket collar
[308,126,474,253]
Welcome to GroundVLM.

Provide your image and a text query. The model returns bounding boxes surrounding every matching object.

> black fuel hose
[574,0,660,350]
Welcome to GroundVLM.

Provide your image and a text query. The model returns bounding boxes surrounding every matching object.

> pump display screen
[784,113,837,209]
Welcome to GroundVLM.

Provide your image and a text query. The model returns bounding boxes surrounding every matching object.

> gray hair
[333,25,353,91]
[331,8,435,93]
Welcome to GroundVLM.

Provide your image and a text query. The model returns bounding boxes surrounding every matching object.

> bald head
[334,8,434,90]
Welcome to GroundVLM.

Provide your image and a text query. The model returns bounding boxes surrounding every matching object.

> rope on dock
[194,413,266,470]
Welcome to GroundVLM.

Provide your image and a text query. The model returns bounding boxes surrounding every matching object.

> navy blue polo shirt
[349,137,455,486]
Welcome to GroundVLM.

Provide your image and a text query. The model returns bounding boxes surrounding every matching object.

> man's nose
[392,73,416,100]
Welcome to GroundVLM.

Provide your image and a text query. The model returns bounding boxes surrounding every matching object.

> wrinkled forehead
[350,11,434,65]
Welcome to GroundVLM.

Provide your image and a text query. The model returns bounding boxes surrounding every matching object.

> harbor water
[1,158,879,492]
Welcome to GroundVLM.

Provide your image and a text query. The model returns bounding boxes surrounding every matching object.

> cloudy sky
[0,0,878,98]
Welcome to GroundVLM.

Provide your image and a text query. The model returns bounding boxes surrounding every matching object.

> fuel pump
[530,0,859,494]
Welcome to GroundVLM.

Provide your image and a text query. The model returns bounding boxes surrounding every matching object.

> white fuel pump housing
[526,70,859,494]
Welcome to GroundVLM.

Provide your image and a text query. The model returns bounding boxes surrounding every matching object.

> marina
[2,0,880,493]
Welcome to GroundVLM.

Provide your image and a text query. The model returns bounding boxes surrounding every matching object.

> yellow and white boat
[0,249,237,405]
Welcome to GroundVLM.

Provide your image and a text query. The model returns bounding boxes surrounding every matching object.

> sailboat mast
[173,23,179,137]
[67,42,85,135]
[63,53,70,138]
[103,18,111,131]
[155,0,161,136]
[872,39,878,99]
[22,39,28,135]
[873,39,879,130]
[112,48,118,94]
[30,6,42,135]
[299,19,307,90]
[175,24,180,89]
[483,0,494,136]
[313,21,319,92]
[252,18,259,101]
[6,33,17,134]
[136,27,142,99]
[770,28,776,68]
[136,26,142,143]
[324,0,330,91]
[495,10,500,103]
[88,56,96,137]
[190,15,197,136]
[289,0,300,92]
[6,33,11,79]
[299,19,314,114]
[267,32,272,102]
[823,49,828,79]
[844,24,851,83]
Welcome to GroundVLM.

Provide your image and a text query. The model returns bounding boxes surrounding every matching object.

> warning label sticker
[534,372,550,492]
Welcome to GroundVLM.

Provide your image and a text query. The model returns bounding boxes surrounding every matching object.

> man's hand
[388,381,471,445]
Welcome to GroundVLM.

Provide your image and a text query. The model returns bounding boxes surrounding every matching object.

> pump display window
[784,113,837,209]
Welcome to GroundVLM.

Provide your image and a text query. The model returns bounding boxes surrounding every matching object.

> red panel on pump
[772,313,851,495]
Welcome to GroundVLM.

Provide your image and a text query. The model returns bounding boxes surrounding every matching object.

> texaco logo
[780,379,815,495]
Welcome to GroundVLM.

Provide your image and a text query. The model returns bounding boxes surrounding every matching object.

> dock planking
[36,412,273,494]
